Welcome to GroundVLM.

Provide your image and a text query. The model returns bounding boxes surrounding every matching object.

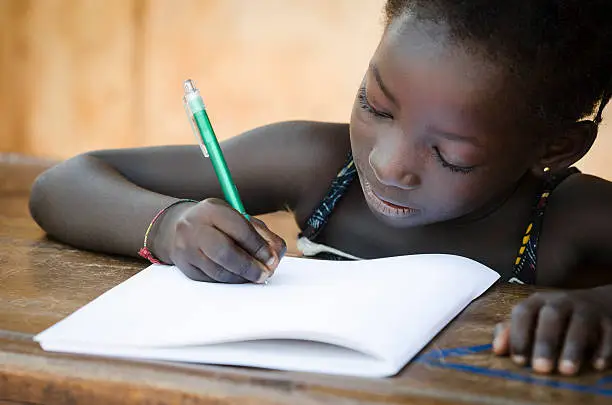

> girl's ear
[532,120,598,175]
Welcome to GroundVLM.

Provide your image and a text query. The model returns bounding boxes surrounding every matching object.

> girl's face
[350,17,539,228]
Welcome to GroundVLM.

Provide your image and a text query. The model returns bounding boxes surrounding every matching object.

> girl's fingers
[558,309,598,376]
[175,259,223,283]
[198,199,277,270]
[495,292,611,375]
[492,322,510,355]
[593,318,612,371]
[198,229,271,283]
[531,303,571,374]
[250,217,287,271]
[510,295,545,366]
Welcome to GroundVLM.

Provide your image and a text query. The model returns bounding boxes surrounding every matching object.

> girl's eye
[432,147,476,174]
[358,86,393,120]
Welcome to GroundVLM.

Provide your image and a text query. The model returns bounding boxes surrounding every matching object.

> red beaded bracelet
[138,199,199,264]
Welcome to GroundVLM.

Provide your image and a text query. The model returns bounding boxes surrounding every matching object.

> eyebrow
[370,64,398,106]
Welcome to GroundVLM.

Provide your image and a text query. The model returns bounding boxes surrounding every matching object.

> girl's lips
[362,178,420,218]
[374,193,418,210]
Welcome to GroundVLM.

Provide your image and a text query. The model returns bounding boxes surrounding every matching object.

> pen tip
[183,79,197,94]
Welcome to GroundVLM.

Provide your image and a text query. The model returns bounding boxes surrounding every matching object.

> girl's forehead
[373,17,507,110]
[370,19,533,147]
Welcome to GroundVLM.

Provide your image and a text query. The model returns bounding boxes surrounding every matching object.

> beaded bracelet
[138,199,199,264]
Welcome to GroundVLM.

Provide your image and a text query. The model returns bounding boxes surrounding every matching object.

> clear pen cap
[183,79,209,157]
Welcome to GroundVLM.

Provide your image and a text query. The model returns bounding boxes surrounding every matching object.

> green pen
[183,79,249,218]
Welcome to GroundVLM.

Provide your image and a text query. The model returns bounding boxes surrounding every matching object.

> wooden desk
[0,155,610,405]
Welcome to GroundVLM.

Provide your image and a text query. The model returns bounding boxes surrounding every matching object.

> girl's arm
[29,120,350,259]
[540,173,612,287]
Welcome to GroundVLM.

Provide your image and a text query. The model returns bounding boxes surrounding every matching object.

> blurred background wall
[0,1,383,155]
[1,0,610,178]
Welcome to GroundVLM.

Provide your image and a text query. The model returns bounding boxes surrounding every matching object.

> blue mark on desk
[416,344,492,361]
[415,344,612,397]
[596,375,612,387]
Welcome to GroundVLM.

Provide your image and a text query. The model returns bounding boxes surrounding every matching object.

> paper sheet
[35,254,499,377]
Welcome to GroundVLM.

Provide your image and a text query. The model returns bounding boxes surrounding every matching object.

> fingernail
[594,358,606,371]
[533,358,553,374]
[559,360,578,375]
[512,355,527,366]
[492,336,501,351]
[265,255,277,269]
[492,324,503,351]
[492,336,504,353]
[256,270,271,284]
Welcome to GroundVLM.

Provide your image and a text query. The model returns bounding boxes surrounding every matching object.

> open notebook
[35,254,499,378]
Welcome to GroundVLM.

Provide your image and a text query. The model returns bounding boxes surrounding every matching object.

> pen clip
[184,101,209,157]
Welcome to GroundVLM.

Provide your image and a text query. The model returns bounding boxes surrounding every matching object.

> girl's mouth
[362,178,420,218]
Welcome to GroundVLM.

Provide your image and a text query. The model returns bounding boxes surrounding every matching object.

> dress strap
[509,167,580,284]
[299,152,357,240]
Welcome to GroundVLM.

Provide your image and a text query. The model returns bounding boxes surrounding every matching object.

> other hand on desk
[492,286,612,376]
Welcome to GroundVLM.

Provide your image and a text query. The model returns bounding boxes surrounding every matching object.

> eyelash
[432,147,475,174]
[358,86,393,119]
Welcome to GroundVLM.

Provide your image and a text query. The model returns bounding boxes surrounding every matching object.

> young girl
[29,0,611,377]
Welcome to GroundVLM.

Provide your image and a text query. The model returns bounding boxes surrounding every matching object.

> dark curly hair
[384,0,611,129]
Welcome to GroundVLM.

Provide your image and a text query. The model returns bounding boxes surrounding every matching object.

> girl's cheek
[435,179,487,215]
[350,123,378,158]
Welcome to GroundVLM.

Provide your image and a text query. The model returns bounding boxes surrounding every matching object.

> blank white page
[35,254,499,377]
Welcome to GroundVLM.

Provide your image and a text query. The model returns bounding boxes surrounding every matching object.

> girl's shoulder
[545,172,612,229]
[228,120,352,220]
[257,121,352,224]
[538,172,612,285]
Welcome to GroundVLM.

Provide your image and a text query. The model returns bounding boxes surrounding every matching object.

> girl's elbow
[28,154,88,232]
[29,166,54,232]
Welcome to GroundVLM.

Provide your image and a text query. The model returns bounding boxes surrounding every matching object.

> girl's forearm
[29,154,179,258]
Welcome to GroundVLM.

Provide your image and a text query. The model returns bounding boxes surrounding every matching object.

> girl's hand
[157,198,286,284]
[492,287,612,375]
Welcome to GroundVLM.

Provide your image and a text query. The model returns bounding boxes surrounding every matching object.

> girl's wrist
[147,200,197,265]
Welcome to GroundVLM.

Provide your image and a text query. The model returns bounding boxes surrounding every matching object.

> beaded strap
[510,167,580,284]
[138,199,199,264]
[299,152,357,240]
